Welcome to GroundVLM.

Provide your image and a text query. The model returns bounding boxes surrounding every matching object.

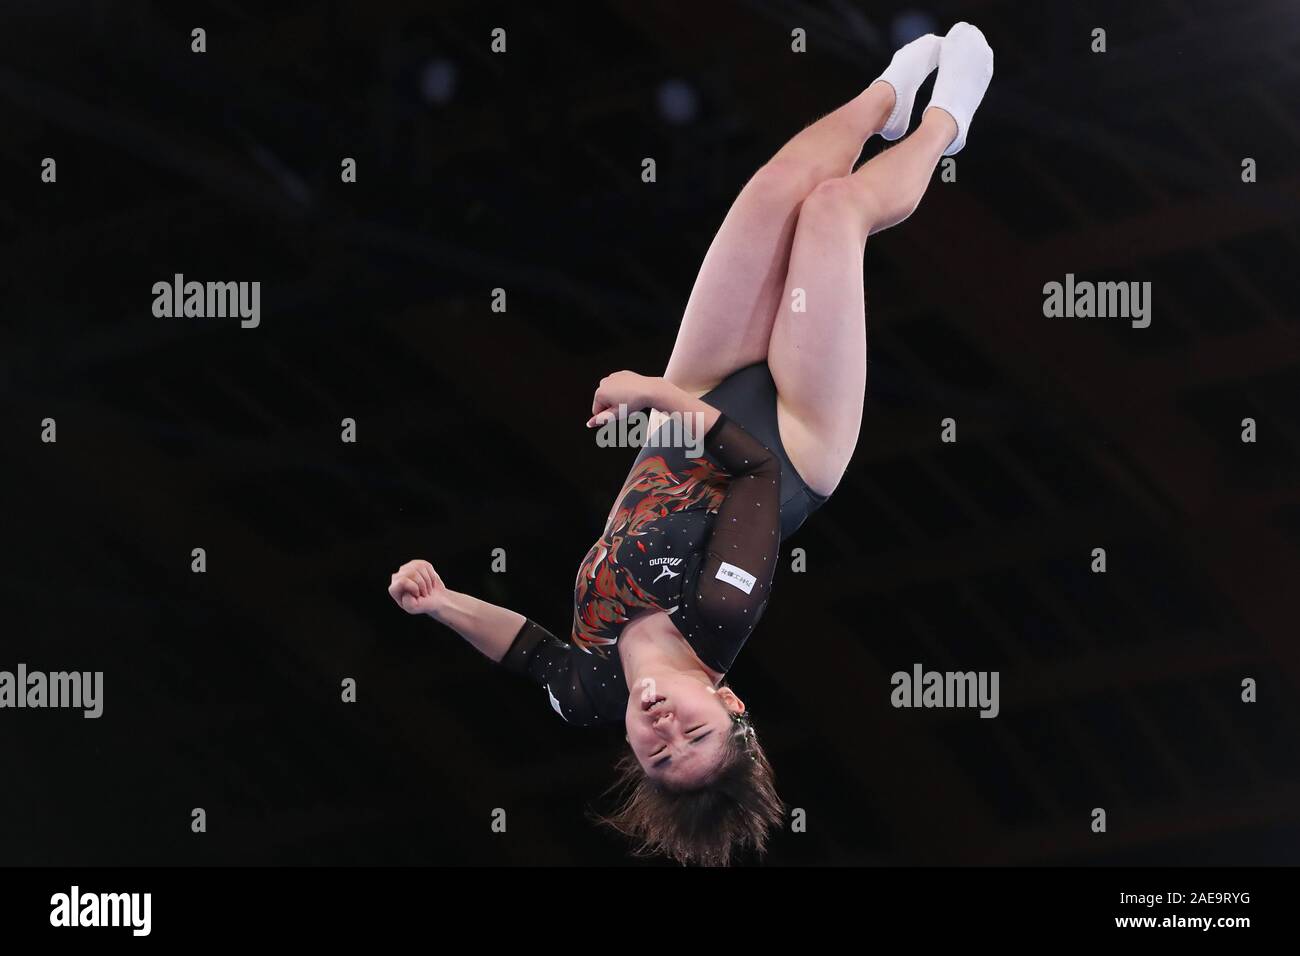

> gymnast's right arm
[387,559,525,663]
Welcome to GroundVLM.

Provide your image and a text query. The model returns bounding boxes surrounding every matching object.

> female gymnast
[388,23,993,865]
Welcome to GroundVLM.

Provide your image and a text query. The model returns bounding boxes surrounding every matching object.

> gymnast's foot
[868,32,941,141]
[926,21,994,156]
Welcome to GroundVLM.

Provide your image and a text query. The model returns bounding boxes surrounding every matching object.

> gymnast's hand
[388,559,447,615]
[587,370,664,428]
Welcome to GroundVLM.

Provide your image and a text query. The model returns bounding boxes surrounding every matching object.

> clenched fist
[388,559,446,615]
[587,370,663,428]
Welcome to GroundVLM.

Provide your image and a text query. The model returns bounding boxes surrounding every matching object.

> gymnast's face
[625,674,744,788]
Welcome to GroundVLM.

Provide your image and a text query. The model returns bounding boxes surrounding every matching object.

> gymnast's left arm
[388,559,526,663]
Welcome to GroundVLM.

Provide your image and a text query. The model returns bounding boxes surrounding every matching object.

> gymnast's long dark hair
[595,708,784,866]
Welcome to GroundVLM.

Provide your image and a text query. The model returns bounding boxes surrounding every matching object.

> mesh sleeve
[499,619,606,726]
[677,414,781,648]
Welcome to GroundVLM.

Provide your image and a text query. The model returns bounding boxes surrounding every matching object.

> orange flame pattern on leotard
[572,454,727,655]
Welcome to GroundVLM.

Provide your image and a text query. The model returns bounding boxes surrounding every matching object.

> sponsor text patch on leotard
[715,562,756,594]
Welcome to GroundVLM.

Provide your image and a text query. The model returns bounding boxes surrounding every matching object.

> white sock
[870,33,941,141]
[927,22,994,156]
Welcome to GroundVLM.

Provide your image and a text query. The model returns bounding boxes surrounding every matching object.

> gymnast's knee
[747,158,826,206]
[798,175,876,235]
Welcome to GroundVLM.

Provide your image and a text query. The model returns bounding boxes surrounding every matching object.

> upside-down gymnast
[389,23,994,865]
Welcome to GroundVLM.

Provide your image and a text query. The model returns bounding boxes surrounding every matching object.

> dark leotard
[500,362,828,726]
